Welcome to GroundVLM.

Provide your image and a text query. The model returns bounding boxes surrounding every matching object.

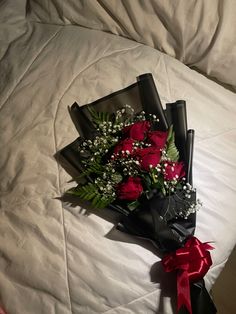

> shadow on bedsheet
[57,194,176,313]
[150,262,176,313]
[58,190,162,256]
[55,152,176,313]
[106,227,176,313]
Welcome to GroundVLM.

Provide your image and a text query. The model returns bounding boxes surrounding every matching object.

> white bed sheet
[0,18,236,314]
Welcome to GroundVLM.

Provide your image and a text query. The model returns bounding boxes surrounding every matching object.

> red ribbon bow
[162,236,214,314]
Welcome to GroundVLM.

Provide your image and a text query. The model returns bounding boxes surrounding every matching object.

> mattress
[0,14,236,314]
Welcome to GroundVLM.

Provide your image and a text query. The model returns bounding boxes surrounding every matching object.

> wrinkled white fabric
[0,0,28,60]
[28,0,236,90]
[0,6,236,314]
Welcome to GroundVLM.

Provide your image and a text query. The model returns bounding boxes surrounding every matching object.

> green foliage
[152,175,164,190]
[67,183,116,208]
[110,172,123,184]
[166,125,179,162]
[142,173,152,190]
[67,183,98,200]
[88,107,111,126]
[127,200,140,211]
[83,158,105,176]
[149,174,166,196]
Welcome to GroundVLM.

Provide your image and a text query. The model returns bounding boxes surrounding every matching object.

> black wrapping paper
[58,74,216,314]
[166,100,188,163]
[186,130,195,185]
[70,102,97,139]
[138,73,169,130]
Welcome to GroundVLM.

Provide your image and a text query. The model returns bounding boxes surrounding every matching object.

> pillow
[28,0,236,91]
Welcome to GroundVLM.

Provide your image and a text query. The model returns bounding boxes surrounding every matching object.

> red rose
[148,131,168,149]
[136,147,161,171]
[164,161,185,181]
[113,138,134,156]
[117,177,143,201]
[123,121,151,141]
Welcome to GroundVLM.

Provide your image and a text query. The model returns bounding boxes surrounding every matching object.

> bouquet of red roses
[58,74,216,314]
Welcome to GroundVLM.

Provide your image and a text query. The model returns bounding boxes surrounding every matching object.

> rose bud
[164,161,185,181]
[117,177,143,201]
[136,147,161,171]
[113,138,134,156]
[148,131,168,149]
[123,121,151,141]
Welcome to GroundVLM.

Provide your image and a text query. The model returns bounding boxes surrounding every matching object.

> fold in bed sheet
[28,0,236,91]
[0,21,236,314]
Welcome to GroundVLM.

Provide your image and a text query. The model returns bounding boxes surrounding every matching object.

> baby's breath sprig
[80,134,119,158]
[167,179,202,219]
[110,153,140,177]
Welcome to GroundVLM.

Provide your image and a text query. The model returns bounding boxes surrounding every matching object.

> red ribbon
[162,237,214,314]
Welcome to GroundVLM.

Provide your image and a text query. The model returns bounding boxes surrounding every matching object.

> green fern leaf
[166,125,179,162]
[88,107,111,126]
[67,183,115,209]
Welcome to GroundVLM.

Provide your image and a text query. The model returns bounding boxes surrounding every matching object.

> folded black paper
[138,73,169,130]
[190,280,217,314]
[166,100,188,163]
[69,102,97,139]
[59,138,83,175]
[186,130,195,185]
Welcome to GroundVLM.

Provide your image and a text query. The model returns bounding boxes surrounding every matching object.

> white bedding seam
[53,100,73,313]
[0,26,62,111]
[101,287,159,314]
[56,43,142,104]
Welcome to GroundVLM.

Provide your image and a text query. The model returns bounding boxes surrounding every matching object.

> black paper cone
[166,100,188,163]
[138,73,169,130]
